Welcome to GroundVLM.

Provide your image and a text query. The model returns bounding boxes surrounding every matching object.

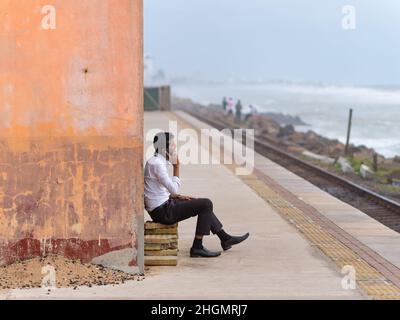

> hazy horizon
[144,0,400,86]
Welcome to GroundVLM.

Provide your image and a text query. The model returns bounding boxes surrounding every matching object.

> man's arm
[173,158,180,178]
[153,160,181,196]
[169,158,194,200]
[170,194,195,200]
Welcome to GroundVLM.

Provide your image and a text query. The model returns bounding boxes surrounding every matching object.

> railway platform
[5,110,400,299]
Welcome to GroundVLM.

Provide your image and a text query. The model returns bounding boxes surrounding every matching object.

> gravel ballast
[0,255,139,290]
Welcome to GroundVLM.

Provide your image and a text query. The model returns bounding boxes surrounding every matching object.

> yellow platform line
[232,167,400,300]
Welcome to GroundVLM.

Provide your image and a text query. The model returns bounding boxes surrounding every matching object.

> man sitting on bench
[144,132,249,258]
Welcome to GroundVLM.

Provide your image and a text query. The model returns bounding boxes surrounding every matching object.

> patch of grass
[373,169,392,184]
[348,156,373,172]
[347,156,393,183]
[333,162,342,172]
[374,183,400,195]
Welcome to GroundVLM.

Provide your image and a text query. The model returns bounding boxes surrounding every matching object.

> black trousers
[149,198,223,236]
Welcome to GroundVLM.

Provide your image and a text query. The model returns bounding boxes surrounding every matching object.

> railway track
[181,108,400,233]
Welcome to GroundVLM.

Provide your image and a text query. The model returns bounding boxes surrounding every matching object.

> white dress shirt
[144,153,181,212]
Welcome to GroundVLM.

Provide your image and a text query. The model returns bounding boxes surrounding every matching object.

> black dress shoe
[190,246,221,258]
[221,233,250,251]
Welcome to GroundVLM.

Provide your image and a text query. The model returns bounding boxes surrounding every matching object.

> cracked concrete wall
[0,0,144,273]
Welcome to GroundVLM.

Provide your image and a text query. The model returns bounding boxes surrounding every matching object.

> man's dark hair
[153,132,174,155]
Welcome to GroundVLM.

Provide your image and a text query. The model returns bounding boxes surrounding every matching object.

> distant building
[144,86,171,111]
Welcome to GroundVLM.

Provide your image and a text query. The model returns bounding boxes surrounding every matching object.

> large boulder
[247,115,280,136]
[360,164,374,179]
[277,124,295,138]
[290,132,306,144]
[302,150,335,164]
[337,157,354,173]
[304,130,319,142]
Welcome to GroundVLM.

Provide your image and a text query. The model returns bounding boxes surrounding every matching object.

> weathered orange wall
[0,0,143,273]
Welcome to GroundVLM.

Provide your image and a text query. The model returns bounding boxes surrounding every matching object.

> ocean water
[173,83,400,158]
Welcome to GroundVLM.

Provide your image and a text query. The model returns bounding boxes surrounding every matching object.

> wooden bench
[144,221,178,266]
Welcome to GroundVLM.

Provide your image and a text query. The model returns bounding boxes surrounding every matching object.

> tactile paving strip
[232,167,400,300]
[172,111,400,300]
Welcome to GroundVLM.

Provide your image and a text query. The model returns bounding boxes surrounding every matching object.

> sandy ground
[0,255,141,290]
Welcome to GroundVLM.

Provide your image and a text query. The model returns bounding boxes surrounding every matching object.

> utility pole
[373,152,378,172]
[345,108,353,156]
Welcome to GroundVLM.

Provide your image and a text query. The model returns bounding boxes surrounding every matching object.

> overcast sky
[144,0,400,86]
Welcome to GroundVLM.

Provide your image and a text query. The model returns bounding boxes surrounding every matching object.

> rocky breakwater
[173,97,400,201]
